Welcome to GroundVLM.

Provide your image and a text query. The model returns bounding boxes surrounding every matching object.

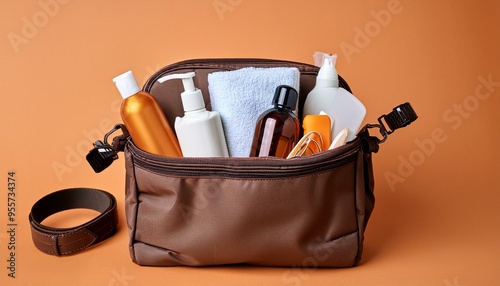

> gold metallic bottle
[113,71,182,157]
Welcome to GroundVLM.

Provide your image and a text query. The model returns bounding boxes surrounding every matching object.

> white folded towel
[208,67,300,157]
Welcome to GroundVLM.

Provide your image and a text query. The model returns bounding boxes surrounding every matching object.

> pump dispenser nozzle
[158,72,205,112]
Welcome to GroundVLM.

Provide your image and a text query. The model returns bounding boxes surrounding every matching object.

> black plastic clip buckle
[368,102,418,143]
[86,124,127,173]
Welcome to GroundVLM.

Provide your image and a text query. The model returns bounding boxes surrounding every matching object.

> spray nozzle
[323,54,337,69]
[313,52,339,87]
[157,72,205,112]
[313,52,337,67]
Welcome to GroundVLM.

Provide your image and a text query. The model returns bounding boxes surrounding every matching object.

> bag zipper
[142,58,352,93]
[131,58,360,179]
[127,139,361,179]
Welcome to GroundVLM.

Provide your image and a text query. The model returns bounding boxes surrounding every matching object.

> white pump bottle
[158,72,229,157]
[302,54,366,141]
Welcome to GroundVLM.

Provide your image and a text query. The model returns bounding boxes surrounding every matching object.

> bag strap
[29,188,118,256]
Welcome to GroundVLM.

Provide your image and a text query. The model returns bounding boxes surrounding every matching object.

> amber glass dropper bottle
[249,85,300,158]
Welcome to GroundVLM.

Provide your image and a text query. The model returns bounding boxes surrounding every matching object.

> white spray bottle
[303,53,366,141]
[158,72,229,157]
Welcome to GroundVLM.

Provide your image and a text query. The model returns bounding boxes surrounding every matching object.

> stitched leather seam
[32,228,98,255]
[61,228,97,255]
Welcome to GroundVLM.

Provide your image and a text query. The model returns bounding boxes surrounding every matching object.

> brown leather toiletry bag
[112,58,417,267]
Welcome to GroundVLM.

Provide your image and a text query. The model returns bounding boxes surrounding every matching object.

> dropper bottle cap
[112,71,141,99]
[273,85,298,111]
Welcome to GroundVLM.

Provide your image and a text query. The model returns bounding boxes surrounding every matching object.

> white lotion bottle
[303,54,366,141]
[158,72,229,157]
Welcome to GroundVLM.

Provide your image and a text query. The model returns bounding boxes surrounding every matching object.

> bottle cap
[273,85,298,111]
[112,71,141,99]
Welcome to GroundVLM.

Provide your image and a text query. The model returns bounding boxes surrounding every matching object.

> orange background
[1,0,499,285]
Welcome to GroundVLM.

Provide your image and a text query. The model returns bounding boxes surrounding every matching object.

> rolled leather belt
[29,188,118,256]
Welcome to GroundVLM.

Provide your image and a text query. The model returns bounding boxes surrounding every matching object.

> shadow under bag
[111,58,417,267]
